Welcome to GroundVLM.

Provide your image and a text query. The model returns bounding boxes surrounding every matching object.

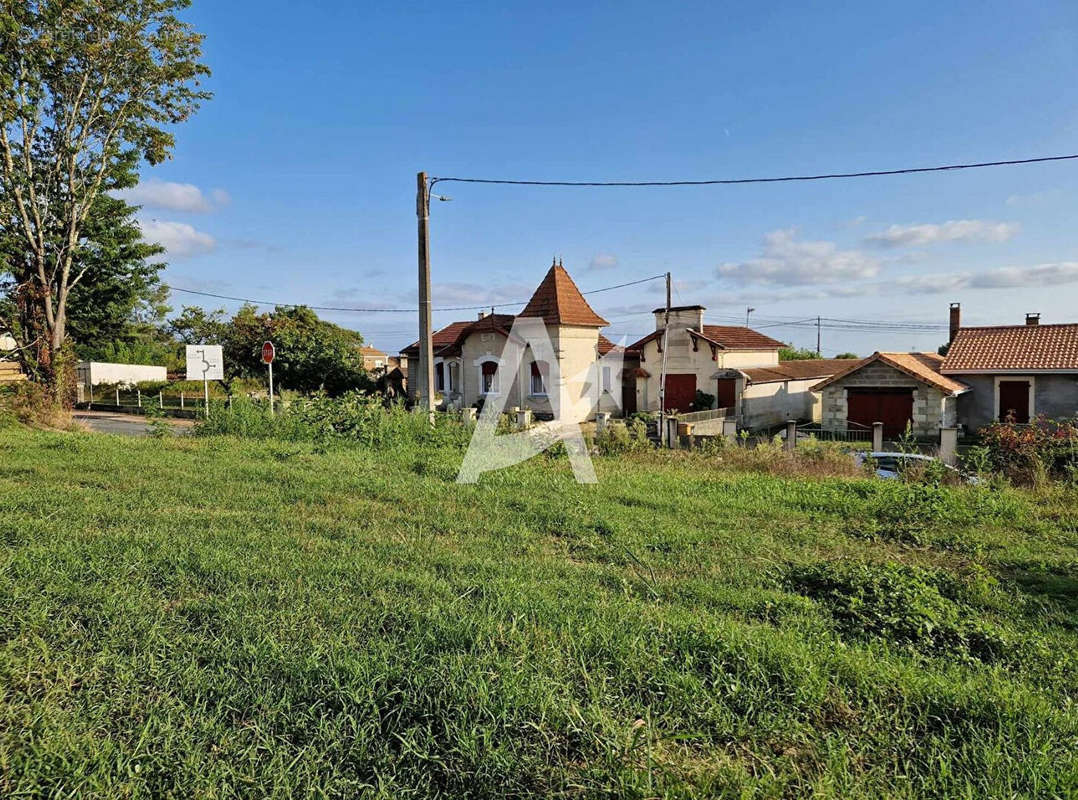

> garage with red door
[846,389,914,437]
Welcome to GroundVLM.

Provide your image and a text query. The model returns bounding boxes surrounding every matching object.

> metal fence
[794,421,874,442]
[81,386,217,412]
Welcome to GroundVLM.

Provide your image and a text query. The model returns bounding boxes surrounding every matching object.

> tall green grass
[0,426,1075,798]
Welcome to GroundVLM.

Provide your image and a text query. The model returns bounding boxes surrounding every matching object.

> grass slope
[0,427,1076,798]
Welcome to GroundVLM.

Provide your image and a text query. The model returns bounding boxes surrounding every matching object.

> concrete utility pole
[658,271,671,446]
[416,172,435,412]
[746,306,755,327]
[816,316,822,356]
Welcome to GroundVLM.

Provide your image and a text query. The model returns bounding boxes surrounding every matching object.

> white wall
[77,362,167,387]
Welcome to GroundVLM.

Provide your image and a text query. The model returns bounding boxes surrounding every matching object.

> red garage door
[663,374,696,413]
[847,389,914,438]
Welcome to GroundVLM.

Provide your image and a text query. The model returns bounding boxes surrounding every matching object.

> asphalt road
[73,410,193,437]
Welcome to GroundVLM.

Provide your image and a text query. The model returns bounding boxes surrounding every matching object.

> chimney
[949,303,961,343]
[1026,313,1040,326]
[477,310,488,320]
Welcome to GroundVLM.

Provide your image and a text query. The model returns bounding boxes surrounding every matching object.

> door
[715,378,737,411]
[998,380,1030,423]
[847,389,914,438]
[663,374,696,413]
[621,376,637,415]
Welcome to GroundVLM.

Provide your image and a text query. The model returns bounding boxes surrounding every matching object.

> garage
[846,389,914,437]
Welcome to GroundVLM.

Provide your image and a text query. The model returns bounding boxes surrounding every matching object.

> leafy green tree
[835,352,859,359]
[65,161,171,361]
[779,346,822,361]
[165,304,371,395]
[0,0,209,395]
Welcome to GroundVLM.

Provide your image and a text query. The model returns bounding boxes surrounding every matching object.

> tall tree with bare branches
[0,0,209,398]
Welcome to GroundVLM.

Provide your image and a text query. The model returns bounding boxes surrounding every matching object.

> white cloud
[864,219,1019,248]
[717,228,880,286]
[968,261,1078,289]
[589,253,618,270]
[139,220,216,258]
[116,180,229,213]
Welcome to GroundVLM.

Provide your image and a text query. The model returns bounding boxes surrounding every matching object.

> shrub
[194,392,471,450]
[979,416,1078,485]
[0,382,70,429]
[594,421,650,455]
[693,389,715,410]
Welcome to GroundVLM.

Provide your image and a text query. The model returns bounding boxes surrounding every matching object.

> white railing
[676,406,734,423]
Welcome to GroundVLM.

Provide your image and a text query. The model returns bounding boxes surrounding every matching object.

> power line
[164,273,666,314]
[430,153,1078,190]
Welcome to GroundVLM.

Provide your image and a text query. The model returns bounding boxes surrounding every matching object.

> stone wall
[821,360,948,437]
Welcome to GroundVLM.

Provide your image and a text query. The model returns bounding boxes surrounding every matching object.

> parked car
[854,451,980,483]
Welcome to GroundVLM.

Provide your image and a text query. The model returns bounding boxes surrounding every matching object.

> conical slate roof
[518,261,609,327]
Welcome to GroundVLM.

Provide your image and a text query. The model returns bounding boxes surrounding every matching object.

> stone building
[812,352,969,438]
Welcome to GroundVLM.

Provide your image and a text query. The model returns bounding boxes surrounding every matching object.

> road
[73,410,194,437]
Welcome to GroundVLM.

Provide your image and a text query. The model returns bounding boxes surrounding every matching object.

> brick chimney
[949,303,961,343]
[1026,313,1040,326]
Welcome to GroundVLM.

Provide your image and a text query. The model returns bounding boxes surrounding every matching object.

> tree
[165,304,372,395]
[835,352,859,359]
[779,346,822,361]
[0,1,209,396]
[64,160,171,361]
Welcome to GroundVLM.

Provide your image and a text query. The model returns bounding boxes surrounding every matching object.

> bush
[0,382,70,429]
[693,389,715,410]
[594,420,650,455]
[979,416,1078,485]
[194,392,471,450]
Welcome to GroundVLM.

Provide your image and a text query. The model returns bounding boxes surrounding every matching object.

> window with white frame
[480,360,498,395]
[447,362,457,392]
[530,360,549,395]
[434,362,445,392]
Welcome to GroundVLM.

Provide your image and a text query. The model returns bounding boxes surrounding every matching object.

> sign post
[262,341,276,416]
[185,345,224,420]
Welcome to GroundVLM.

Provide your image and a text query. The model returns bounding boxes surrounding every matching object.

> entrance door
[621,378,637,415]
[847,389,914,438]
[663,374,696,413]
[998,380,1030,423]
[715,378,737,410]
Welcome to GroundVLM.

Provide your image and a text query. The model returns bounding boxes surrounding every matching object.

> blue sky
[125,0,1078,356]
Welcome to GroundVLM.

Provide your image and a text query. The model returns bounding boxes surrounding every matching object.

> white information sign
[185,345,224,381]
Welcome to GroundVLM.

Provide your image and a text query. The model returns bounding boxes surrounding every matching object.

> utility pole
[816,316,822,357]
[746,306,755,327]
[416,172,435,413]
[658,271,671,446]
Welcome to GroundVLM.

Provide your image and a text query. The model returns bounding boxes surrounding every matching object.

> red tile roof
[401,321,474,357]
[518,263,609,327]
[942,323,1078,372]
[597,334,618,355]
[812,352,969,395]
[628,325,785,352]
[741,358,861,384]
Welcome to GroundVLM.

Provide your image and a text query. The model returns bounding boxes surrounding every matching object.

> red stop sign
[261,341,275,364]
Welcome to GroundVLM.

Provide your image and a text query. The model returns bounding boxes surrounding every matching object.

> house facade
[813,305,1078,438]
[942,306,1078,429]
[359,345,388,373]
[401,261,621,420]
[624,306,853,430]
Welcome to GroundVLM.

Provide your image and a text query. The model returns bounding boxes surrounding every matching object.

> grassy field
[0,425,1076,798]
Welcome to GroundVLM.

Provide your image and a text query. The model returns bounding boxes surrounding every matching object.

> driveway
[73,410,194,437]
